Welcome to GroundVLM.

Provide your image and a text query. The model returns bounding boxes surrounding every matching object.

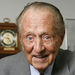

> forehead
[22,8,54,23]
[21,8,55,34]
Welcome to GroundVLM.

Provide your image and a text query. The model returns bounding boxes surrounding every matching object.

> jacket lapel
[51,49,70,75]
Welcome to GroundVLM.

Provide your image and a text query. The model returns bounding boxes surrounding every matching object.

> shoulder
[0,51,30,75]
[52,49,75,74]
[0,51,26,68]
[0,51,23,62]
[57,49,75,57]
[56,49,75,63]
[57,49,75,72]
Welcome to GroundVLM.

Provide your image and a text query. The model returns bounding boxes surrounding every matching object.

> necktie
[40,73,44,75]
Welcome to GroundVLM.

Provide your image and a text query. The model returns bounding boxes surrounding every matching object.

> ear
[60,30,65,47]
[19,34,23,45]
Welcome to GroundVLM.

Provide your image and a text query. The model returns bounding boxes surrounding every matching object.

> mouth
[32,54,49,62]
[34,55,49,58]
[33,54,49,60]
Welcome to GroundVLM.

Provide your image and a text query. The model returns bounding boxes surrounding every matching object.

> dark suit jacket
[0,49,75,75]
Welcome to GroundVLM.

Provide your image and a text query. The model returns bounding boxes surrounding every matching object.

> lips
[32,54,49,62]
[33,54,49,58]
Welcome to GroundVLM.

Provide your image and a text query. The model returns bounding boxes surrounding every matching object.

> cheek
[45,43,58,62]
[21,39,33,52]
[46,45,58,64]
[48,44,58,56]
[47,44,58,58]
[45,44,56,53]
[48,52,57,66]
[21,39,34,64]
[46,39,60,52]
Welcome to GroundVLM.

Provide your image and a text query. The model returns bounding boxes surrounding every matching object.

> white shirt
[30,63,54,75]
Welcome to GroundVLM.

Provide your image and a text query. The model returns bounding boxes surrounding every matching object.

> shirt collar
[30,63,54,75]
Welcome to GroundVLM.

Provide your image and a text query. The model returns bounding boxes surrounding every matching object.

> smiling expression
[20,8,63,72]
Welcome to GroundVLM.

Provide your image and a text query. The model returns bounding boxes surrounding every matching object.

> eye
[26,35,35,43]
[42,35,50,41]
[27,35,33,40]
[45,36,50,40]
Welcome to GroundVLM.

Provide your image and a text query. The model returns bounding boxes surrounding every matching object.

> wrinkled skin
[20,8,63,72]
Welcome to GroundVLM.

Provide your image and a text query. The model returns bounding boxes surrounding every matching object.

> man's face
[20,9,62,72]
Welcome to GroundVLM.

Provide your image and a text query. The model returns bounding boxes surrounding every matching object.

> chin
[32,62,49,72]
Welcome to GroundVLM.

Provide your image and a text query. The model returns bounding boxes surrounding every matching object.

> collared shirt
[30,63,54,75]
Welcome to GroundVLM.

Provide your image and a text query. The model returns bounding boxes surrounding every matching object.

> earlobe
[19,35,23,45]
[60,29,65,46]
[60,35,65,47]
[60,39,63,47]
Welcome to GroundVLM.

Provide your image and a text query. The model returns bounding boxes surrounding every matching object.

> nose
[34,38,44,53]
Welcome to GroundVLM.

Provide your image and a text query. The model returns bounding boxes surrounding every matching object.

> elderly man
[0,2,75,75]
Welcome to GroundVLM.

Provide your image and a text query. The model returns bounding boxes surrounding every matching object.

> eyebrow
[22,32,35,36]
[22,31,54,36]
